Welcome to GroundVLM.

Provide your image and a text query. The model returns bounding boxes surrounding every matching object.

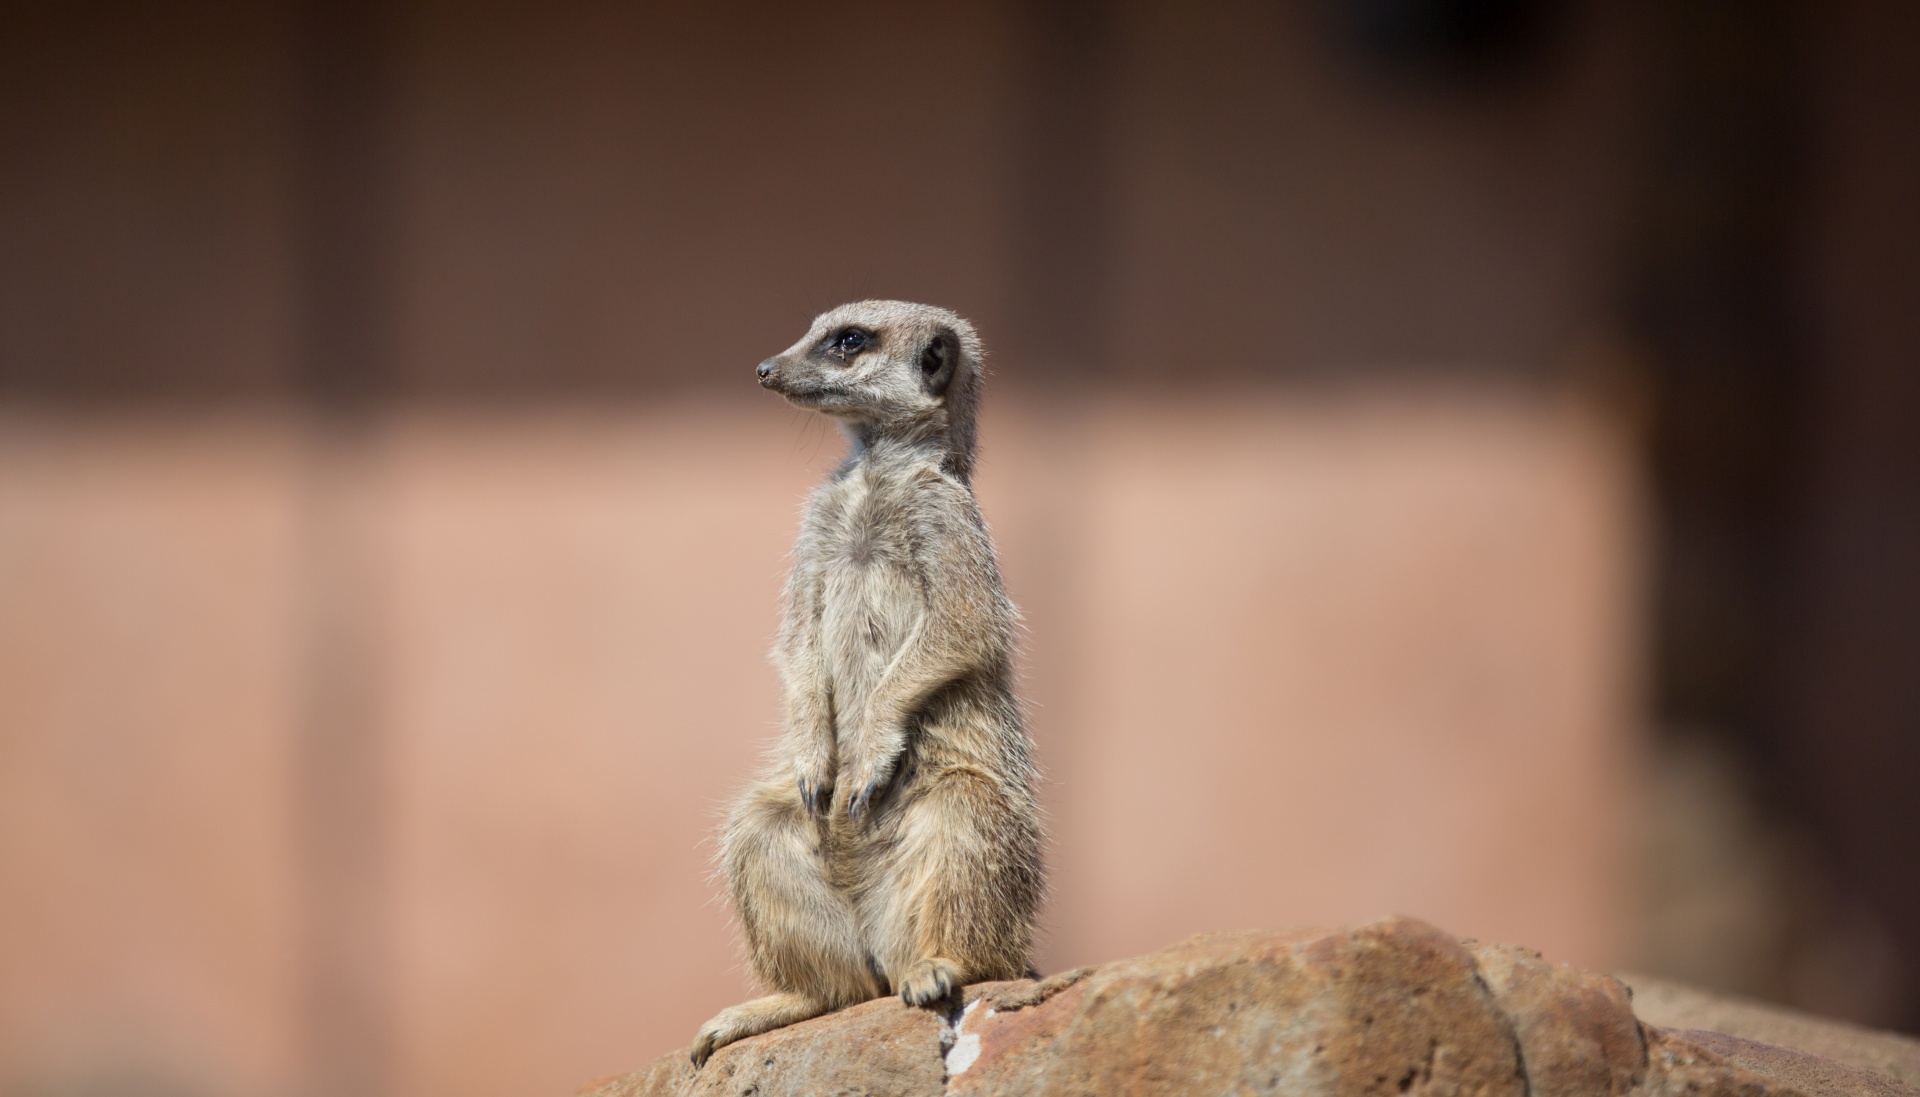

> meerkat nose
[756,359,779,385]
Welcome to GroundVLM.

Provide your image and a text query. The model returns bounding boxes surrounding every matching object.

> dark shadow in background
[1010,0,1114,377]
[294,0,397,1094]
[1626,0,1920,1024]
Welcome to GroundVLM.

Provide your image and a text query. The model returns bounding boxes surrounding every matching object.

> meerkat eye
[826,328,870,360]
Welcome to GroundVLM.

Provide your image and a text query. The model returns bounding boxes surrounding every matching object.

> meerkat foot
[690,993,829,1067]
[897,958,962,1007]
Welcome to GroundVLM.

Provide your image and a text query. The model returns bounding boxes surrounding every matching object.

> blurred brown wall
[3,1,1917,1096]
[0,416,306,1097]
[0,394,1643,1097]
[1,0,1652,399]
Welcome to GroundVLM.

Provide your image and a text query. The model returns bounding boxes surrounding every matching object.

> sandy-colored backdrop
[0,390,1641,1097]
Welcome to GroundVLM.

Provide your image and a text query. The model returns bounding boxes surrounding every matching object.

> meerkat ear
[919,329,957,397]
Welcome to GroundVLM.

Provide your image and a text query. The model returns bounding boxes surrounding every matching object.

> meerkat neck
[842,412,974,481]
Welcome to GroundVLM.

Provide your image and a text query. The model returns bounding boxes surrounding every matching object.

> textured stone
[1622,974,1920,1089]
[951,919,1525,1097]
[1674,1031,1917,1097]
[595,992,947,1097]
[1637,1027,1785,1097]
[1469,941,1646,1097]
[582,918,1913,1097]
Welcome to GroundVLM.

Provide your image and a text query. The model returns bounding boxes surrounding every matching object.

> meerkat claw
[796,778,824,815]
[898,958,960,1007]
[847,783,875,820]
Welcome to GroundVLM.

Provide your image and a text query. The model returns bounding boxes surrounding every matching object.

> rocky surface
[1621,974,1920,1089]
[583,917,1920,1097]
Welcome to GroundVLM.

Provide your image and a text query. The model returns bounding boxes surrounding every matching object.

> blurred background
[2,0,1917,1095]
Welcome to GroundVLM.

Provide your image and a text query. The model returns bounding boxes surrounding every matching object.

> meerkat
[689,301,1043,1067]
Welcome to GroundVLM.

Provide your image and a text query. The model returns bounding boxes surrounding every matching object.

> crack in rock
[943,998,985,1080]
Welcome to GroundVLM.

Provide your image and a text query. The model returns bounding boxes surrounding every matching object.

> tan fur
[690,302,1043,1066]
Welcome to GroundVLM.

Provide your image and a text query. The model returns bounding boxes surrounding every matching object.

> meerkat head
[756,300,986,480]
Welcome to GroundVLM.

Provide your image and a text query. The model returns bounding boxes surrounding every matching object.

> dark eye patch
[824,327,871,361]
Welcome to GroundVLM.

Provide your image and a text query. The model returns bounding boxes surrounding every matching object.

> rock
[950,919,1528,1097]
[582,917,1917,1097]
[589,991,947,1097]
[1620,974,1920,1089]
[1469,941,1645,1097]
[1672,1031,1917,1097]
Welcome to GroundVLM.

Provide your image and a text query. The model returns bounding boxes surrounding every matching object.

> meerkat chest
[813,473,926,674]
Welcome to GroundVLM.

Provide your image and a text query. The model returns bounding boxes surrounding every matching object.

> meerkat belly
[818,544,921,732]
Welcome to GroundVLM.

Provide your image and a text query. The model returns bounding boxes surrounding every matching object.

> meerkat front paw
[843,762,893,822]
[794,772,831,816]
[898,958,962,1007]
[792,755,833,816]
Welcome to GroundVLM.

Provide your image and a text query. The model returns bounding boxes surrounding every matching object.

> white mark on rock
[946,1032,982,1076]
[945,999,984,1077]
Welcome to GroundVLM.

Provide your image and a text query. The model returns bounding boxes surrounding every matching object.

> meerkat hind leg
[698,781,875,1067]
[691,992,830,1067]
[881,768,1039,1009]
[721,782,876,999]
